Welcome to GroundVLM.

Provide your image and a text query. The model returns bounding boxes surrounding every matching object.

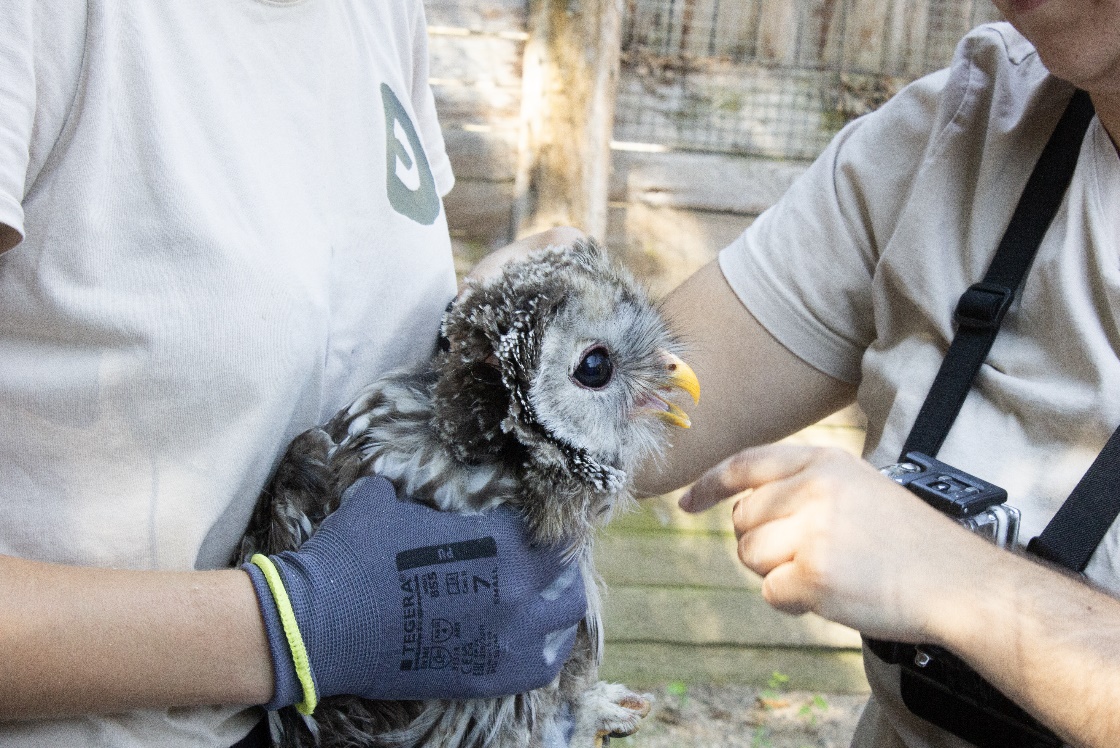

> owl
[236,238,700,748]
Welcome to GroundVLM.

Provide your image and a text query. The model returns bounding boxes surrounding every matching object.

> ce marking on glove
[396,536,504,675]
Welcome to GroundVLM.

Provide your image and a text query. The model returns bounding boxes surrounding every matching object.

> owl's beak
[645,351,700,429]
[663,352,701,403]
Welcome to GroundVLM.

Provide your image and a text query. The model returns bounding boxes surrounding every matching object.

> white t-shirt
[720,22,1120,748]
[0,1,457,745]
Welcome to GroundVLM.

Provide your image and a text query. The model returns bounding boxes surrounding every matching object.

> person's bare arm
[637,258,857,496]
[0,555,272,719]
[685,443,1120,748]
[461,226,590,292]
[943,536,1120,748]
[0,223,20,253]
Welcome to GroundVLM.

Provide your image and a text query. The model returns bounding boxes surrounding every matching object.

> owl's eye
[572,347,613,389]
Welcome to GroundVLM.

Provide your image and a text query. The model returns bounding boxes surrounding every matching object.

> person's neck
[1090,90,1120,157]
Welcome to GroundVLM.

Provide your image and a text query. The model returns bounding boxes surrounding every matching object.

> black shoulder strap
[900,88,1096,459]
[864,90,1098,669]
[899,89,1120,573]
[1027,428,1120,571]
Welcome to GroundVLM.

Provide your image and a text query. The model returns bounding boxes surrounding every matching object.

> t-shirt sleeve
[0,1,34,246]
[409,1,455,198]
[718,67,954,384]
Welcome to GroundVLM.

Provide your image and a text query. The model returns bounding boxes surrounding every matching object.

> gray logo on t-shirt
[382,83,440,225]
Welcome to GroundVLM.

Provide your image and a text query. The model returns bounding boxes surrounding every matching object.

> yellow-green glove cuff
[249,553,319,715]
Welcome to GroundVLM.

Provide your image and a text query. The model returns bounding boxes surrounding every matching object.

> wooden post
[510,0,623,242]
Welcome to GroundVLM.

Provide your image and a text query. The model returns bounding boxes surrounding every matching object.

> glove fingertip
[340,475,398,507]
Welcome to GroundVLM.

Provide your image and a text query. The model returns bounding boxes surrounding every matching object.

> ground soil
[612,683,868,748]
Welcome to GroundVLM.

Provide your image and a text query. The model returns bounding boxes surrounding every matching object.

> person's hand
[243,476,586,713]
[462,226,588,293]
[678,444,1000,643]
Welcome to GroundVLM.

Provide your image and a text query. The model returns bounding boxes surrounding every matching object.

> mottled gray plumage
[236,239,699,748]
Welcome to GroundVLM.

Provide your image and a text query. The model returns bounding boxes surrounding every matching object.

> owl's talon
[579,682,652,745]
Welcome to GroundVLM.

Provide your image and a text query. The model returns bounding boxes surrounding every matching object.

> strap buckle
[954,282,1013,330]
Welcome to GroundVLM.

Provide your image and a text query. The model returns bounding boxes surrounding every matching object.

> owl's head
[432,240,699,541]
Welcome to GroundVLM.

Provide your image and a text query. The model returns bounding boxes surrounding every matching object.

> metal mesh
[614,0,1003,159]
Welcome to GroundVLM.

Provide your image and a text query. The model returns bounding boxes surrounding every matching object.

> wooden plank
[608,491,732,534]
[621,0,941,69]
[427,33,524,87]
[428,32,524,131]
[926,1,1003,69]
[620,0,676,54]
[600,642,870,692]
[839,0,930,72]
[432,81,522,125]
[595,531,758,588]
[613,4,1005,159]
[755,0,820,65]
[431,31,522,246]
[605,203,742,297]
[602,586,862,649]
[428,31,524,162]
[443,178,516,247]
[703,0,761,59]
[610,149,809,215]
[652,0,759,59]
[837,0,896,73]
[424,0,528,34]
[443,127,519,182]
[884,0,931,75]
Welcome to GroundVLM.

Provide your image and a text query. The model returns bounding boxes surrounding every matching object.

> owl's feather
[236,239,696,748]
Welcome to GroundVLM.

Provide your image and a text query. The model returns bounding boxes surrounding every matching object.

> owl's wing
[235,427,337,561]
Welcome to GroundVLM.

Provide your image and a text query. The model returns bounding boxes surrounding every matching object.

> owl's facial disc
[635,350,700,429]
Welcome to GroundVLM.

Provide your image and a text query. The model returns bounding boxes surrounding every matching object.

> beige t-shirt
[0,1,456,745]
[720,22,1120,748]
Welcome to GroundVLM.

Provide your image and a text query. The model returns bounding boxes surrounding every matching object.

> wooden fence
[622,0,994,74]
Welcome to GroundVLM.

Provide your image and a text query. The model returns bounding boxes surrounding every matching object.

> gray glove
[244,476,586,713]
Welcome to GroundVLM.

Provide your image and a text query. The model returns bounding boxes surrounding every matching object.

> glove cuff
[244,555,319,714]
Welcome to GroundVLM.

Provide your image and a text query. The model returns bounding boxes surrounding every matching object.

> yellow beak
[653,351,700,429]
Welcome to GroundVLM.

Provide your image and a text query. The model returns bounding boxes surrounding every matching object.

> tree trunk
[510,0,623,242]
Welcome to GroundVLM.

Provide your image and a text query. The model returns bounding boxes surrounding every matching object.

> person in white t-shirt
[0,3,586,747]
[639,3,1120,747]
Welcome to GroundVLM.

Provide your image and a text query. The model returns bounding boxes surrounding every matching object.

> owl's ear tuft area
[567,237,608,266]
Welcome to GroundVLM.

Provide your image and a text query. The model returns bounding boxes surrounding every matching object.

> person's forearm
[930,546,1120,748]
[461,226,588,293]
[0,223,20,253]
[0,554,273,719]
[637,260,856,496]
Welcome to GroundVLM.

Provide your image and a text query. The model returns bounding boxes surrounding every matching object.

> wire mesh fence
[614,0,1002,159]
